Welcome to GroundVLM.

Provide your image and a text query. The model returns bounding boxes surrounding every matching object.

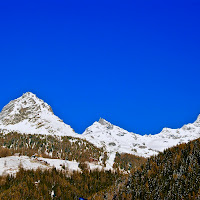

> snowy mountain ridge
[82,115,200,166]
[0,92,200,166]
[84,115,200,155]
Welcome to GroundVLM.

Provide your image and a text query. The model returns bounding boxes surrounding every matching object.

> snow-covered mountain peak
[82,119,140,153]
[98,117,108,125]
[0,92,53,125]
[0,92,77,136]
[22,91,36,98]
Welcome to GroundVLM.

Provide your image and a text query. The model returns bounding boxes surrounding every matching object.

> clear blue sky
[0,0,200,135]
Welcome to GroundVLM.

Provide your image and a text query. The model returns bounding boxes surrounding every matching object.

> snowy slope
[82,116,200,167]
[0,92,77,137]
[0,156,104,176]
[0,156,48,176]
[0,156,79,176]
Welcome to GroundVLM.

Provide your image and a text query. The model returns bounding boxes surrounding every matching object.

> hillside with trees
[0,166,121,200]
[0,132,105,163]
[113,138,200,199]
[113,152,147,172]
[1,132,200,199]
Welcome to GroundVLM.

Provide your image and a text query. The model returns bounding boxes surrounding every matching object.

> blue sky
[0,0,200,134]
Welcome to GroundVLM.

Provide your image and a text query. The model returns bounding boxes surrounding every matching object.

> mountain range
[0,92,199,168]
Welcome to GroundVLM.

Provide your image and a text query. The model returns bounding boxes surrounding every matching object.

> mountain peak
[0,93,76,136]
[98,118,113,129]
[22,91,36,98]
[22,92,36,96]
[0,92,54,126]
[98,117,109,125]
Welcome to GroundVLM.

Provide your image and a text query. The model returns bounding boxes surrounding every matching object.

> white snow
[37,157,80,172]
[0,156,106,176]
[82,117,200,168]
[0,156,48,176]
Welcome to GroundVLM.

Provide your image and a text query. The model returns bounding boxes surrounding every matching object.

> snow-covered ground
[0,156,104,176]
[37,157,80,172]
[36,157,103,171]
[0,156,48,176]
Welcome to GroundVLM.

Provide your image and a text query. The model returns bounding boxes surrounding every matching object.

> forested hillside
[0,132,105,163]
[115,138,200,199]
[0,167,121,200]
[113,152,147,171]
[87,138,200,199]
[1,132,200,199]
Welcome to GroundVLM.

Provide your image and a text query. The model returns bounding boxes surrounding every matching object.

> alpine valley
[0,92,200,199]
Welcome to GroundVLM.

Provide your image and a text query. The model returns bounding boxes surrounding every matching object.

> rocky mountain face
[0,92,77,136]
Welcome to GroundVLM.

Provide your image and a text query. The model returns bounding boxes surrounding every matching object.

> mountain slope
[91,137,200,200]
[0,92,77,137]
[82,116,200,167]
[117,137,200,199]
